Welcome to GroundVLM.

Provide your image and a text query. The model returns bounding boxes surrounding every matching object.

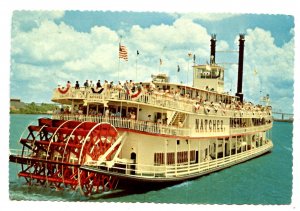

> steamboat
[9,34,273,196]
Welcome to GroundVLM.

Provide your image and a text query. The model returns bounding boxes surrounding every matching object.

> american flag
[119,44,128,61]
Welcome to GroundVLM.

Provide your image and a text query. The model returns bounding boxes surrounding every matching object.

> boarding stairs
[169,111,187,127]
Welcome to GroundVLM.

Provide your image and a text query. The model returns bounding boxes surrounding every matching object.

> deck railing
[231,123,273,134]
[52,114,273,137]
[52,88,272,119]
[52,114,191,136]
[84,140,273,178]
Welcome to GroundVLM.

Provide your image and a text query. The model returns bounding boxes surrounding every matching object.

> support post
[223,138,225,159]
[215,139,218,160]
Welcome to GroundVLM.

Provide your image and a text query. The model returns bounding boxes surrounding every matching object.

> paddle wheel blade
[9,118,120,196]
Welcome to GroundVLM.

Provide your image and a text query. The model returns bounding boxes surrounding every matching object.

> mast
[235,34,245,103]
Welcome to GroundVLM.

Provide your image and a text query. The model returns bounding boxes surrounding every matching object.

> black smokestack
[210,34,216,64]
[236,34,245,102]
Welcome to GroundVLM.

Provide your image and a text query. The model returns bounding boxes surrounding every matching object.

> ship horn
[235,34,245,103]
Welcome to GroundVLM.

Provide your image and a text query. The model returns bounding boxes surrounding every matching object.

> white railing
[84,141,273,179]
[165,141,273,177]
[52,114,273,138]
[52,114,191,136]
[52,88,272,119]
[230,123,273,134]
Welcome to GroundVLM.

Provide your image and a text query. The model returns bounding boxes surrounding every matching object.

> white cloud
[12,11,64,36]
[233,28,294,112]
[12,20,93,64]
[11,13,294,114]
[172,13,238,22]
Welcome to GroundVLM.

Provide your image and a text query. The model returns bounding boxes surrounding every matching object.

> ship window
[177,140,180,145]
[167,152,175,165]
[190,150,196,163]
[177,151,188,164]
[154,153,165,165]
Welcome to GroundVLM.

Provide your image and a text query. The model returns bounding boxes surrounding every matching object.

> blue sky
[10,11,294,113]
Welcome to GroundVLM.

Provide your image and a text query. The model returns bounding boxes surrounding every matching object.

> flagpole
[177,65,179,83]
[187,59,189,85]
[118,56,120,82]
[118,36,122,82]
[136,51,138,81]
[159,59,161,74]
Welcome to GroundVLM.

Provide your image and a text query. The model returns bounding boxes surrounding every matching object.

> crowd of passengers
[59,79,272,115]
[230,117,272,128]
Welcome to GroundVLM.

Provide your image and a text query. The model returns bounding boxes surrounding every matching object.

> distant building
[10,98,26,111]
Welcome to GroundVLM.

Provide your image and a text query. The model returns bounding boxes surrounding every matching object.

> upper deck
[51,82,272,138]
[52,83,271,119]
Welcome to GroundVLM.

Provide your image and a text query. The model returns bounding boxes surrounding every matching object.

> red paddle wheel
[9,118,120,196]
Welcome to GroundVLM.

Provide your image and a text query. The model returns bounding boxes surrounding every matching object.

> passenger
[110,81,114,90]
[130,112,136,120]
[103,80,108,90]
[96,80,101,88]
[53,107,60,115]
[105,108,110,118]
[75,81,80,89]
[89,80,94,87]
[194,102,200,112]
[163,117,168,125]
[149,81,155,93]
[157,118,162,124]
[130,112,136,129]
[115,82,123,99]
[137,82,143,91]
[178,121,183,128]
[84,80,89,88]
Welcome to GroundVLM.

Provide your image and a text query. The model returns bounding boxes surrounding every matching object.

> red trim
[58,84,71,94]
[126,88,142,99]
[116,127,270,140]
[131,89,142,98]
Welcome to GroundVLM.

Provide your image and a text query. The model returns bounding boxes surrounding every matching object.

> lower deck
[82,121,272,180]
[83,140,273,181]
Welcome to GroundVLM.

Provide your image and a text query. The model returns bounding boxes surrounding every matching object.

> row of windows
[154,150,196,165]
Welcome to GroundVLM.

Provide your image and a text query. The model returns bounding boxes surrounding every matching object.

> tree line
[10,102,59,114]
